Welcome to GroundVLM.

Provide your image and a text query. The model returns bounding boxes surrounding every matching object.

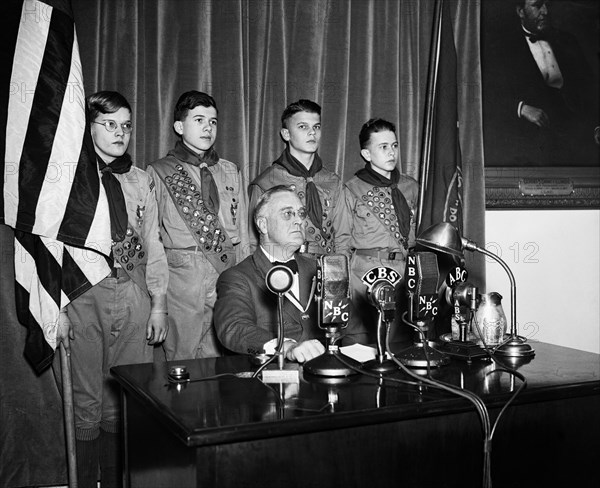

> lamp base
[437,339,488,362]
[494,335,535,358]
[396,341,450,368]
[303,348,361,377]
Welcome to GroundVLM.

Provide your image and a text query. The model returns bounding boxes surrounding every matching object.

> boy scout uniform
[68,165,168,439]
[248,153,344,256]
[339,173,418,336]
[147,141,249,360]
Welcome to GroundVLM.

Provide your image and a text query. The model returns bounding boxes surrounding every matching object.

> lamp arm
[463,239,517,335]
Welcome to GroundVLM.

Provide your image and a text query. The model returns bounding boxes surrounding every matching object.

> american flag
[1,0,111,373]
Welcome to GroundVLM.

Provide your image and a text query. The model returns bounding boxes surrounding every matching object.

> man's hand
[146,312,168,345]
[283,339,325,363]
[521,104,549,128]
[57,309,74,352]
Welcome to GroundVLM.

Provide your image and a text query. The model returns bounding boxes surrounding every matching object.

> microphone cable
[399,312,493,488]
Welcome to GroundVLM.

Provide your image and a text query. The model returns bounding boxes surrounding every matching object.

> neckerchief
[97,153,132,242]
[355,165,411,237]
[273,148,323,229]
[172,140,220,213]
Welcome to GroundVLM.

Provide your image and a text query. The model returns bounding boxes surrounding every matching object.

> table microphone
[397,251,449,368]
[317,254,351,330]
[265,265,294,370]
[304,255,361,378]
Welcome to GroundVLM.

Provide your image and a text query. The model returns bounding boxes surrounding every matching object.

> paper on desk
[339,343,381,363]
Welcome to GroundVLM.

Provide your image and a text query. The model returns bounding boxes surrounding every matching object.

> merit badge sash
[112,223,148,292]
[154,161,236,273]
[349,185,409,249]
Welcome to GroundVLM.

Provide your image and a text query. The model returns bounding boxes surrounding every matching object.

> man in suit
[214,185,366,362]
[483,0,598,165]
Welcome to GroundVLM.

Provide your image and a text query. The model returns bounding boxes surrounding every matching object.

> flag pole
[416,0,444,232]
[60,342,79,488]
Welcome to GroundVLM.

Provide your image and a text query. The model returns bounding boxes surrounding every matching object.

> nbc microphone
[316,254,351,331]
[406,251,439,323]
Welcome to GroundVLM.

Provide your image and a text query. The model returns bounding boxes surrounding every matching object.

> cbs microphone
[360,265,402,374]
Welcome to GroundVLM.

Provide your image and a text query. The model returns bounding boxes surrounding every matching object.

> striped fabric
[2,0,111,372]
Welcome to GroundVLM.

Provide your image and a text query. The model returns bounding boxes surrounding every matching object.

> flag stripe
[15,281,55,371]
[17,6,73,232]
[0,1,23,221]
[3,0,112,373]
[15,231,63,309]
[3,2,51,228]
[61,245,92,300]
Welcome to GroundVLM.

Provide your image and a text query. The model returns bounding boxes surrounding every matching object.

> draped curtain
[1,1,484,485]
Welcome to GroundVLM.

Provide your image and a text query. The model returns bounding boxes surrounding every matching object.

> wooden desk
[111,342,600,488]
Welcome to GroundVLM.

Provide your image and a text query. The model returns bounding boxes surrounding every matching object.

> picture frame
[481,0,599,209]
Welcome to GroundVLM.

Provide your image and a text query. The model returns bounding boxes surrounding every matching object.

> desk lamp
[416,223,535,358]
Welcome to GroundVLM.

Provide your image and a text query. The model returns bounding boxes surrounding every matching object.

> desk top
[111,341,600,447]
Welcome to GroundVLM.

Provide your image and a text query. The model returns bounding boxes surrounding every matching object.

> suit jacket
[214,248,368,355]
[483,24,598,165]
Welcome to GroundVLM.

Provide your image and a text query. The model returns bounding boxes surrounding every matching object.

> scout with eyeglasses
[56,91,168,488]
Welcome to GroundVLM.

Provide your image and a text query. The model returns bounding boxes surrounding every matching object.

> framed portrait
[481,0,599,208]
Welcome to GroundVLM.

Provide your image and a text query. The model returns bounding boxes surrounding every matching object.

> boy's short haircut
[359,118,396,149]
[174,91,218,122]
[87,91,131,120]
[281,99,321,129]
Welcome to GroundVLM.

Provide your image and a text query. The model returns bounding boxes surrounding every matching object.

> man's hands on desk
[282,339,325,363]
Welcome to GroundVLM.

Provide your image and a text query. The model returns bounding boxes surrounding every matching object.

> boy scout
[147,91,249,360]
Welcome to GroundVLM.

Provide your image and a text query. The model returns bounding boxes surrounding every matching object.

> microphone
[361,266,402,374]
[397,252,449,368]
[266,265,294,295]
[265,265,295,371]
[410,251,439,322]
[304,255,361,378]
[316,254,351,330]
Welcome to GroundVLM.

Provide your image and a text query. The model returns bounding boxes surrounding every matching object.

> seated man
[214,185,367,362]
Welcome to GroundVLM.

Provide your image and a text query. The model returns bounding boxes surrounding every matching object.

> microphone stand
[276,291,285,370]
[396,291,449,368]
[303,296,361,377]
[362,284,399,374]
[261,265,300,383]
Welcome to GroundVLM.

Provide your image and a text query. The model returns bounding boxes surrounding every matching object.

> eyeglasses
[280,208,307,221]
[92,120,133,134]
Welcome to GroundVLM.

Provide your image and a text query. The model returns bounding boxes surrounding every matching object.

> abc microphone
[304,255,360,378]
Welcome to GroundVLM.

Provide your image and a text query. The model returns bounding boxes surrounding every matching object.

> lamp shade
[416,222,464,257]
